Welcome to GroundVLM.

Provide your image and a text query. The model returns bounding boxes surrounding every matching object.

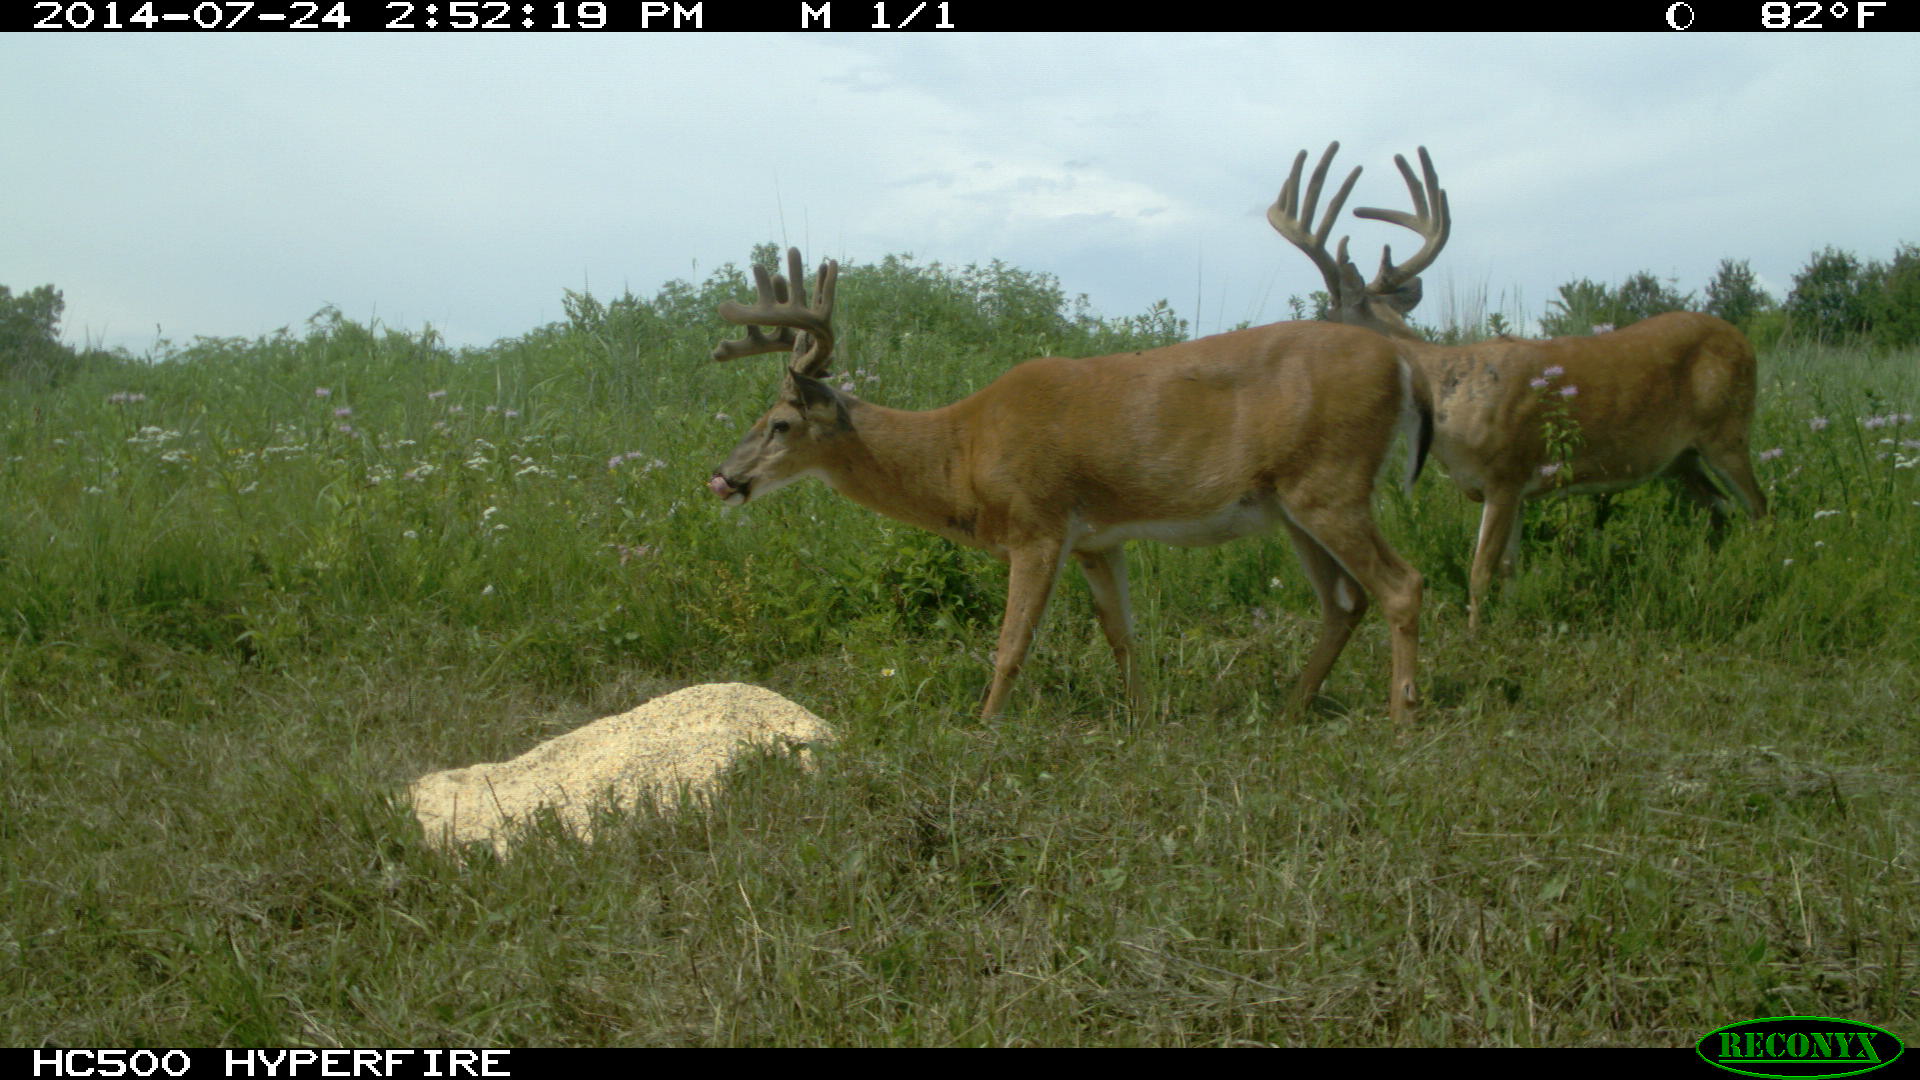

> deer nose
[708,474,737,498]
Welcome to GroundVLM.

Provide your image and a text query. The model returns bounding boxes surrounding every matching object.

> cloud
[4,34,1916,350]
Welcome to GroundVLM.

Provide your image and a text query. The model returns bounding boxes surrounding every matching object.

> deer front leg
[1074,547,1141,712]
[982,542,1066,718]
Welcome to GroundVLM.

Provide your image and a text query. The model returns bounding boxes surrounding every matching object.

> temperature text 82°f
[1760,0,1890,27]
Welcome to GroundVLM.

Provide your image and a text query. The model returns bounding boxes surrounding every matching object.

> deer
[1268,142,1769,630]
[705,247,1431,723]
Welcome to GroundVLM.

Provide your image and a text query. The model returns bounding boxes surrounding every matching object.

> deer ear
[1336,261,1371,321]
[1382,275,1423,316]
[783,369,843,422]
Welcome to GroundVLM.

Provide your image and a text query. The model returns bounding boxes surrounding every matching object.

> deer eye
[771,420,791,435]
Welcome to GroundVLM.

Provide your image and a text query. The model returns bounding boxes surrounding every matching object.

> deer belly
[1074,495,1284,551]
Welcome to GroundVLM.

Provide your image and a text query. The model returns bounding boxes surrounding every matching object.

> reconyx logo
[1697,1017,1904,1079]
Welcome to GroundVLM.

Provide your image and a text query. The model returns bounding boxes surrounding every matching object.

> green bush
[1,283,81,384]
[1786,247,1875,343]
[1703,257,1777,333]
[1538,271,1692,337]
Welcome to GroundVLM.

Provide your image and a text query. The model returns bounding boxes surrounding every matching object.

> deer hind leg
[1277,517,1367,719]
[1468,493,1522,632]
[1281,505,1422,724]
[982,541,1066,718]
[1073,547,1142,712]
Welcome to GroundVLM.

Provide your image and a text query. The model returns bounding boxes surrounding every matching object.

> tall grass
[1,254,1915,1046]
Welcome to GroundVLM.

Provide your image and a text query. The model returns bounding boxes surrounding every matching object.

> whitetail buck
[706,248,1430,722]
[1269,142,1768,628]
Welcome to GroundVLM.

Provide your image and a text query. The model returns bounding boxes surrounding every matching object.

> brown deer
[706,248,1431,722]
[1269,142,1768,628]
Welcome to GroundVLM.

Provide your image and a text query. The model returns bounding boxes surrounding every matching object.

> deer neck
[817,399,979,546]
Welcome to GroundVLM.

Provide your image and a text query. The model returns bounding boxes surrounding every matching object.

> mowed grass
[2,257,1917,1046]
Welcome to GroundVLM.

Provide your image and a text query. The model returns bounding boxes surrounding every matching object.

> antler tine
[1268,142,1364,300]
[711,246,839,375]
[711,263,798,362]
[792,248,838,378]
[1351,146,1451,294]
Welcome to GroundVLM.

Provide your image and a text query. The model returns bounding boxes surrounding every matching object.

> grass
[2,257,1917,1046]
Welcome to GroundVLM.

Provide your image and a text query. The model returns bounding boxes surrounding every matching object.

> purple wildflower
[609,450,661,471]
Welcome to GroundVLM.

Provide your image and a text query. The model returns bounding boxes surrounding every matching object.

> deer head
[706,248,845,506]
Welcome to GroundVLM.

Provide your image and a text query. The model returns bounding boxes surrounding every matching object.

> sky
[4,33,1917,355]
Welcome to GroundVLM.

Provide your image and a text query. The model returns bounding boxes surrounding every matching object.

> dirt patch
[410,682,832,854]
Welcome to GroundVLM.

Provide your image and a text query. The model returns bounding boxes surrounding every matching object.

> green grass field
[3,255,1916,1046]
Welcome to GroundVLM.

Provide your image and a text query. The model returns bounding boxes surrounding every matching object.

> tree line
[5,240,1916,386]
[1530,242,1919,349]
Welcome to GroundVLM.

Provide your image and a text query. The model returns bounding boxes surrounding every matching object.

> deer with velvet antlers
[706,248,1431,722]
[1269,142,1769,629]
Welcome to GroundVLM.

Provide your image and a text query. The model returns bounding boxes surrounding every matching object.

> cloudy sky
[5,33,1916,354]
